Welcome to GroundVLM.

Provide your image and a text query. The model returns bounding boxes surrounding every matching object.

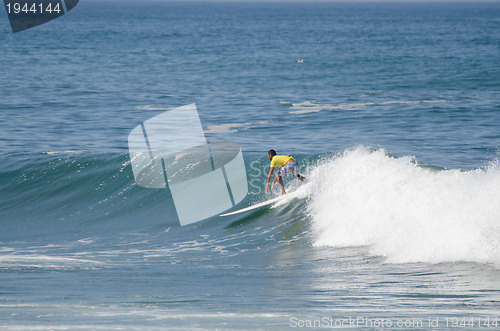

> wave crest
[307,147,500,266]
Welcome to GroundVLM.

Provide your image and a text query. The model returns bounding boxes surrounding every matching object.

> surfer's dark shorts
[278,160,299,177]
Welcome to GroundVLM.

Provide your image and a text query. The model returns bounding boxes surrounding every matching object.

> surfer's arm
[266,167,274,192]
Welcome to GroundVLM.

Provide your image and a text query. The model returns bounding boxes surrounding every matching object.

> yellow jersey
[270,155,293,168]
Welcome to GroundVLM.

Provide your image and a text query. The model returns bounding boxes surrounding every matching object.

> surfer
[266,149,305,194]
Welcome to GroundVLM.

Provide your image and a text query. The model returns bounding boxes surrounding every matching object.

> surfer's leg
[290,162,305,181]
[277,175,286,194]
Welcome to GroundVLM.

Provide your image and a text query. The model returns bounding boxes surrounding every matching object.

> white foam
[135,105,174,111]
[204,121,268,134]
[43,150,85,155]
[77,238,95,245]
[307,147,500,266]
[287,100,446,114]
[0,254,101,269]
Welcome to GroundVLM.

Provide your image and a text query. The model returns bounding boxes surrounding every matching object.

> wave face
[0,152,178,241]
[306,147,500,266]
[2,147,500,268]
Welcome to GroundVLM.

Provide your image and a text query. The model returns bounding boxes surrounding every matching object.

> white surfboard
[220,195,287,216]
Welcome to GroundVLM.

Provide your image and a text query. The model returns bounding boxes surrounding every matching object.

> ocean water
[1,1,500,329]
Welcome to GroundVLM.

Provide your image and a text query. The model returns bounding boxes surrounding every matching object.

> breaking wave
[307,147,500,266]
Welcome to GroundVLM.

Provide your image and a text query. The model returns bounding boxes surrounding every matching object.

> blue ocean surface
[1,1,500,329]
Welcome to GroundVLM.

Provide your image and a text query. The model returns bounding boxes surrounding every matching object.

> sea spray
[307,147,500,266]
